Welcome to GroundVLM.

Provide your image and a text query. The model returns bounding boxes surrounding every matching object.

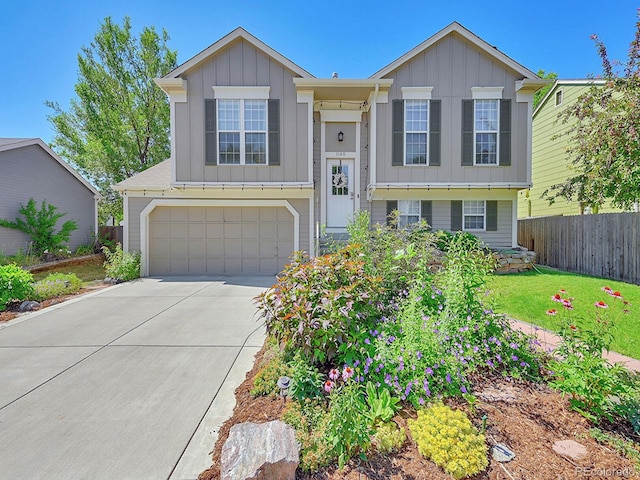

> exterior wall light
[338,131,344,142]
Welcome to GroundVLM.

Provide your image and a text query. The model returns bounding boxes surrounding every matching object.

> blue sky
[0,0,635,144]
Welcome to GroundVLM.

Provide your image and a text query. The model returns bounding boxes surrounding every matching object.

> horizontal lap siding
[0,145,95,255]
[370,199,512,249]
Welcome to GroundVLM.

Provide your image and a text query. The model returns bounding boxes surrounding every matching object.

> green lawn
[487,266,640,359]
[30,257,106,285]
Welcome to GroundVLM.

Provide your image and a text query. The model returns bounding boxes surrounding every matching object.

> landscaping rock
[221,420,299,480]
[552,439,587,460]
[19,300,40,312]
[492,444,516,462]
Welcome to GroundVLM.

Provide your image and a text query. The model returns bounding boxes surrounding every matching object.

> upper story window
[405,100,429,165]
[462,87,511,167]
[206,86,280,167]
[474,99,499,165]
[392,87,441,167]
[555,90,563,106]
[218,99,267,165]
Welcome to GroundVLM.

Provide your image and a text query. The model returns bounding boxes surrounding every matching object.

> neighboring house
[518,79,623,218]
[0,138,100,255]
[115,23,547,276]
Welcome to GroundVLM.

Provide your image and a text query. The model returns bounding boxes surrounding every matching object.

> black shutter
[268,99,280,166]
[421,200,432,229]
[205,99,217,165]
[486,201,498,231]
[461,100,474,166]
[386,200,398,228]
[451,201,463,231]
[429,100,441,166]
[392,100,404,166]
[499,99,511,166]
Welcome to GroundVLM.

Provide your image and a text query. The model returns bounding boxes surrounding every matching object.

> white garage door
[148,206,294,275]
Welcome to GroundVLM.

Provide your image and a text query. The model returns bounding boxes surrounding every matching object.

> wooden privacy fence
[518,213,640,285]
[98,226,124,246]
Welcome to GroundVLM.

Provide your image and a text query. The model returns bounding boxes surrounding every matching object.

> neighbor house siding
[0,144,96,255]
[520,83,622,218]
[173,39,309,184]
[375,33,528,185]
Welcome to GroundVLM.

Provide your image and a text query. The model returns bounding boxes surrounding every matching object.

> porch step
[318,233,350,255]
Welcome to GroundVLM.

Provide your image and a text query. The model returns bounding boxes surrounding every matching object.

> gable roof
[0,138,100,197]
[370,22,539,80]
[532,79,607,118]
[164,27,314,79]
[114,159,171,191]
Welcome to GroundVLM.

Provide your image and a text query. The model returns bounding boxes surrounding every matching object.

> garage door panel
[206,224,223,239]
[149,206,295,275]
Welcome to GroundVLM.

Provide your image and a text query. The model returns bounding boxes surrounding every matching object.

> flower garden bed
[197,213,640,479]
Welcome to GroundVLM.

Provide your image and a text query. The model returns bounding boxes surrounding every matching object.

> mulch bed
[199,346,639,480]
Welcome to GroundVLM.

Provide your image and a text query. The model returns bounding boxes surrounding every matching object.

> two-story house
[115,23,546,276]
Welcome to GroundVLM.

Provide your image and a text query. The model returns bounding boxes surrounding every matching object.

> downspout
[368,83,379,200]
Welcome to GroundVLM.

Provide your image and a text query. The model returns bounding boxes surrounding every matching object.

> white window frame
[212,86,270,166]
[471,87,502,167]
[401,87,433,166]
[555,89,563,107]
[463,200,486,231]
[398,200,421,227]
[473,99,499,166]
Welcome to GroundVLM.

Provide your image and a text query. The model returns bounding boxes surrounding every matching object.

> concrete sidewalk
[510,319,640,372]
[0,276,273,480]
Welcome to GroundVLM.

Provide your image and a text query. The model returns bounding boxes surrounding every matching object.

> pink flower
[342,366,354,381]
[328,369,340,380]
[552,294,562,302]
[610,291,623,300]
[595,301,609,309]
[602,286,613,294]
[546,309,558,316]
[561,299,574,310]
[324,380,334,393]
[570,325,577,330]
[559,289,567,294]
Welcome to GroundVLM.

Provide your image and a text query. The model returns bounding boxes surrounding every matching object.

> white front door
[326,158,354,230]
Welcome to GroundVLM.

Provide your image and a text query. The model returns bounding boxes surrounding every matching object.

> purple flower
[425,367,433,375]
[404,382,412,396]
[487,360,494,367]
[446,373,452,384]
[416,351,423,360]
[364,338,371,345]
[511,355,519,362]
[419,397,425,405]
[461,385,468,394]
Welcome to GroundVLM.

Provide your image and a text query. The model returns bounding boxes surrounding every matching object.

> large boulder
[221,420,299,480]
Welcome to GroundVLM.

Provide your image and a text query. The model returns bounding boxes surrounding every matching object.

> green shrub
[102,244,140,281]
[371,421,406,455]
[288,354,324,401]
[0,264,34,311]
[0,198,77,257]
[255,245,385,365]
[32,273,83,302]
[282,400,333,472]
[408,403,488,479]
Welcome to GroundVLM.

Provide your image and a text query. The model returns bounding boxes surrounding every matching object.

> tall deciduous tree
[533,69,558,110]
[47,17,177,222]
[543,12,640,211]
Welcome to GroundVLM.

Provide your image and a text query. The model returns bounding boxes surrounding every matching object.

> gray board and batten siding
[375,32,529,186]
[0,143,97,255]
[172,39,309,184]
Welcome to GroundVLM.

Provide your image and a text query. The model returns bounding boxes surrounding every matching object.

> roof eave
[165,27,314,80]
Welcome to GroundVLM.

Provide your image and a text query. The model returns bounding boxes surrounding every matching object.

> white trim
[139,199,300,276]
[371,182,530,188]
[123,195,129,252]
[403,99,430,166]
[154,78,187,102]
[462,200,486,232]
[308,196,315,257]
[511,198,518,248]
[296,89,315,184]
[473,99,499,166]
[212,86,270,99]
[401,87,433,100]
[170,99,177,183]
[368,85,379,197]
[319,110,363,122]
[554,89,563,107]
[532,79,605,118]
[471,87,503,100]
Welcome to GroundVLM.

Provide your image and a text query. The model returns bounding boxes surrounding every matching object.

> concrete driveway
[0,276,272,480]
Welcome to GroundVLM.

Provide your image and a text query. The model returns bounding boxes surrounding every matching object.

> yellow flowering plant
[408,403,488,479]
